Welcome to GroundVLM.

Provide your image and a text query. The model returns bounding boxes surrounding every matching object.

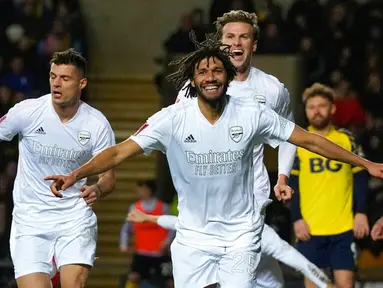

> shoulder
[81,102,112,129]
[335,127,356,143]
[149,98,195,122]
[9,94,49,116]
[250,67,285,92]
[334,127,361,153]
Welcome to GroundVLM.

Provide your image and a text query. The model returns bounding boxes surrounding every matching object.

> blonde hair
[215,10,260,42]
[303,83,335,104]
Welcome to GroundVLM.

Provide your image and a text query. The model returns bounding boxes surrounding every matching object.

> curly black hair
[166,30,237,98]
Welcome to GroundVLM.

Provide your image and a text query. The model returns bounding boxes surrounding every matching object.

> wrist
[71,171,80,182]
[93,183,103,198]
[277,174,289,185]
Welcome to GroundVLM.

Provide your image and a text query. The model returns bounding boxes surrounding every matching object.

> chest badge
[254,95,266,104]
[229,126,243,143]
[78,130,91,146]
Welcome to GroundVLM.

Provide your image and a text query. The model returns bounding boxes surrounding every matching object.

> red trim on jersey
[0,114,6,124]
[134,122,149,136]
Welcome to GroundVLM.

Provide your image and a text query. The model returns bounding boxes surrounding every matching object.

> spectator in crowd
[120,180,175,288]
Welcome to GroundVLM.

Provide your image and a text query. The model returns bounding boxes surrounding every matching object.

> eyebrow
[50,72,72,78]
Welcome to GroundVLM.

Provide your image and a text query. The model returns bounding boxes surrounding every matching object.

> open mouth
[53,91,62,96]
[203,84,220,92]
[232,49,244,57]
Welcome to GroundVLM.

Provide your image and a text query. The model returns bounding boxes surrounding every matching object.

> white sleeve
[157,215,177,230]
[129,108,172,155]
[92,121,116,156]
[175,81,190,103]
[262,225,330,288]
[275,85,297,177]
[253,106,295,148]
[0,102,29,141]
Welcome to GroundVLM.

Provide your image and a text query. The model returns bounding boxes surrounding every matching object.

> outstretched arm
[288,125,383,178]
[45,140,143,194]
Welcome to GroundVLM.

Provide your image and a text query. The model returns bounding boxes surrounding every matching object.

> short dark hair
[136,179,157,195]
[166,30,237,98]
[303,83,335,105]
[50,48,87,76]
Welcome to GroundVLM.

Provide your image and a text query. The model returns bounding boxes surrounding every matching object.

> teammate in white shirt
[0,49,116,288]
[126,209,335,288]
[175,10,296,286]
[176,10,296,203]
[45,35,383,288]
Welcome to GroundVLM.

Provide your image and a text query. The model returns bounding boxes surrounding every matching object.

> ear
[252,41,258,53]
[331,103,336,116]
[79,78,87,90]
[191,79,196,88]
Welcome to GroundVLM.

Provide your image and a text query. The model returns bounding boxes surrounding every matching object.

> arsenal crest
[78,130,91,146]
[229,126,243,143]
[254,95,266,104]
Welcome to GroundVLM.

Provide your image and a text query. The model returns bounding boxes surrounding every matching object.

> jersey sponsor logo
[32,141,87,169]
[78,130,91,146]
[184,134,196,143]
[35,127,46,134]
[186,149,245,176]
[229,126,243,143]
[0,114,6,124]
[309,158,343,173]
[134,122,149,136]
[254,95,266,104]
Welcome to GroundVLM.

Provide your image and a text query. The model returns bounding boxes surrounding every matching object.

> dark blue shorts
[296,230,355,270]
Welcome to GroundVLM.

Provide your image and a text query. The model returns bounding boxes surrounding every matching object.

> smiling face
[191,56,228,104]
[49,63,87,107]
[221,22,257,73]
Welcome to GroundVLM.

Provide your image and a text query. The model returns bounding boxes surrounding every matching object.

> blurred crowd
[162,0,383,130]
[0,0,86,275]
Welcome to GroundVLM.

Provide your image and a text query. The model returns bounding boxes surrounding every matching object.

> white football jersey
[0,94,115,231]
[130,96,294,247]
[177,67,294,200]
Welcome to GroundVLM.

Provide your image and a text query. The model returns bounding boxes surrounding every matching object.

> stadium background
[0,0,382,287]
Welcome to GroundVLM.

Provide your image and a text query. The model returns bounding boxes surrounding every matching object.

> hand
[159,241,170,254]
[127,209,149,223]
[44,174,77,197]
[120,246,129,253]
[371,216,383,241]
[353,213,370,239]
[80,184,101,206]
[274,175,294,202]
[366,163,383,178]
[294,219,311,241]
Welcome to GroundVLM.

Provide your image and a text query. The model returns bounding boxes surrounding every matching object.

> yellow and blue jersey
[290,126,366,236]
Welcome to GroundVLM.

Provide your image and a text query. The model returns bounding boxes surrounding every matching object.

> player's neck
[311,124,333,136]
[233,65,251,82]
[52,101,81,123]
[197,96,227,125]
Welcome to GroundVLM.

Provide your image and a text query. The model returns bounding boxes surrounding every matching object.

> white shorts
[171,239,261,288]
[10,213,97,279]
[255,255,284,288]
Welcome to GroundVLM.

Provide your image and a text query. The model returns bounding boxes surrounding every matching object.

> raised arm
[288,125,383,178]
[45,139,143,195]
[45,107,173,194]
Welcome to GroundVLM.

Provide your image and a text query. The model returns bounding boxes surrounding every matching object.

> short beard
[195,81,229,107]
[310,117,332,130]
